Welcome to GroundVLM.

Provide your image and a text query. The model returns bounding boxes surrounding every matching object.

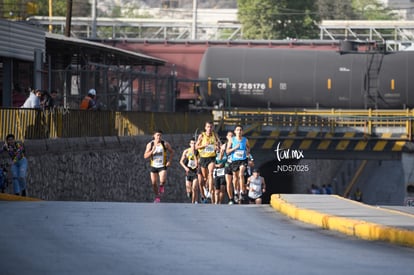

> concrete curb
[0,193,42,201]
[270,194,414,247]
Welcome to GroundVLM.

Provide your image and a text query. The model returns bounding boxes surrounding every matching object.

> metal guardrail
[213,109,414,140]
[3,107,412,141]
[0,108,212,140]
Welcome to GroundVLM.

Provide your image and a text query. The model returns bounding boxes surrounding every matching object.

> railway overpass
[214,108,414,158]
[26,17,414,42]
[213,109,414,205]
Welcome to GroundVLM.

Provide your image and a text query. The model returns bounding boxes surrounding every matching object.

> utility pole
[48,0,53,32]
[91,0,97,38]
[65,0,72,37]
[191,0,197,40]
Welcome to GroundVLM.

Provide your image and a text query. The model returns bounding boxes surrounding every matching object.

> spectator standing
[326,184,333,194]
[1,134,28,196]
[21,89,42,109]
[310,184,321,194]
[144,130,174,203]
[80,89,97,110]
[42,90,60,110]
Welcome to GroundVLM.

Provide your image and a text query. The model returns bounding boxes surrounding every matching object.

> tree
[351,0,398,20]
[316,0,397,20]
[237,0,398,40]
[316,0,355,20]
[237,0,321,40]
[28,0,90,17]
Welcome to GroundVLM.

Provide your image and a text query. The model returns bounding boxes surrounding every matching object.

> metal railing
[213,109,414,140]
[3,107,412,141]
[0,108,212,140]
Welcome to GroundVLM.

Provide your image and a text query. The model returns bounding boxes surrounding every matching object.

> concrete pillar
[401,152,414,206]
[2,58,12,107]
[34,49,43,90]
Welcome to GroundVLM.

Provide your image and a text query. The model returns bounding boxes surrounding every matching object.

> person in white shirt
[21,89,42,109]
[246,168,266,204]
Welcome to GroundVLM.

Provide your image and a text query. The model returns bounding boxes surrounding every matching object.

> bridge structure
[26,17,414,44]
[213,108,414,160]
[213,108,414,205]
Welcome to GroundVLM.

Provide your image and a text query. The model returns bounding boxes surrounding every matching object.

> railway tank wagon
[198,47,414,109]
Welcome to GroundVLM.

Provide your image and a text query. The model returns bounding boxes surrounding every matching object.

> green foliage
[351,0,398,20]
[316,0,355,19]
[237,0,321,40]
[110,6,122,17]
[237,0,398,40]
[29,0,67,16]
[1,0,92,18]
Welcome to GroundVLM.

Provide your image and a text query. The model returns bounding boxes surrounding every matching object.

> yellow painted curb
[270,194,414,247]
[0,193,42,201]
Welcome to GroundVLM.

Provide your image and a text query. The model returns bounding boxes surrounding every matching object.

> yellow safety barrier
[0,108,212,140]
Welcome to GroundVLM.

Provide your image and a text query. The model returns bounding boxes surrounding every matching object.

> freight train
[198,46,414,109]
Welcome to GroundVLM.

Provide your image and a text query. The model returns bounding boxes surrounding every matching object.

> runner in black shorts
[180,138,199,204]
[213,144,227,204]
[196,121,221,204]
[143,130,174,203]
[226,125,250,203]
[230,159,248,173]
[150,166,167,173]
[199,156,216,169]
[222,131,235,204]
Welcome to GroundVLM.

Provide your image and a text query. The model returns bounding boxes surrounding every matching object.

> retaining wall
[2,135,194,203]
[1,135,366,203]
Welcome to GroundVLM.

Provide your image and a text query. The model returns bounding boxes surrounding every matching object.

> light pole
[91,0,97,38]
[191,0,197,40]
[48,0,53,32]
[170,64,178,112]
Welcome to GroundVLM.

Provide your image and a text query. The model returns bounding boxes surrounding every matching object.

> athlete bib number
[216,168,225,177]
[204,144,215,153]
[234,149,244,159]
[188,159,196,169]
[152,156,164,168]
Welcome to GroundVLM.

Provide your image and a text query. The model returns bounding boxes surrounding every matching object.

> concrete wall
[3,135,344,203]
[3,135,404,205]
[9,135,195,203]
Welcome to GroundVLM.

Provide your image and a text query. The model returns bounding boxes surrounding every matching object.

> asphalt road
[1,201,413,275]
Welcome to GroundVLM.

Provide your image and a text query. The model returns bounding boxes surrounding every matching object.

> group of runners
[144,122,266,204]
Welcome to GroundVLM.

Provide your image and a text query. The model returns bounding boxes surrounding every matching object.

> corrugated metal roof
[0,19,45,61]
[46,32,166,66]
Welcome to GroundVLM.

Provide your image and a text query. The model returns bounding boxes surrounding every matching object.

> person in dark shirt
[42,90,60,110]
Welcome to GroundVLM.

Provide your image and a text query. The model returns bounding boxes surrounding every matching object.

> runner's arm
[179,150,189,171]
[195,134,205,150]
[261,177,266,192]
[143,142,153,159]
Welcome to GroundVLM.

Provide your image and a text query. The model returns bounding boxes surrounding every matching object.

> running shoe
[228,199,234,205]
[159,185,165,195]
[154,196,161,203]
